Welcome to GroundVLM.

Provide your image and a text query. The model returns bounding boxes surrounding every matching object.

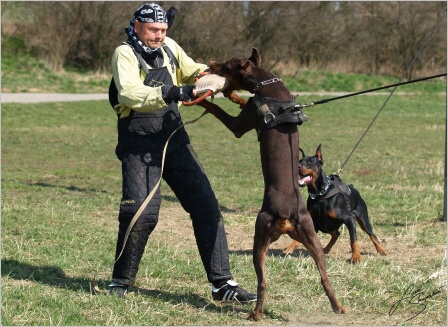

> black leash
[299,73,446,108]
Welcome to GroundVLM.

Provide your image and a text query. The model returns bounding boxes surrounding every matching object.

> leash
[301,8,447,175]
[91,109,208,294]
[298,73,446,109]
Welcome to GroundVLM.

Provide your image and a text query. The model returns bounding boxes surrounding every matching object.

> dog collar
[308,179,331,199]
[252,78,282,92]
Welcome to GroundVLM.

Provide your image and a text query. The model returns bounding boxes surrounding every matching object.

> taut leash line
[300,73,446,109]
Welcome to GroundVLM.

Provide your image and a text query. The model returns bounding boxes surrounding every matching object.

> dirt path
[154,203,446,266]
[1,93,109,103]
[1,91,416,104]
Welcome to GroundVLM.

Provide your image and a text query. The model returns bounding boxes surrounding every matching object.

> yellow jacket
[111,37,207,118]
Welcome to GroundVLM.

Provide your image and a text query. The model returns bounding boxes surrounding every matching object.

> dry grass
[1,92,446,325]
[149,201,446,326]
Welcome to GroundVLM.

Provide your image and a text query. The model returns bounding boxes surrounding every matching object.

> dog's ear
[316,144,323,165]
[299,148,306,159]
[241,59,252,71]
[249,48,262,67]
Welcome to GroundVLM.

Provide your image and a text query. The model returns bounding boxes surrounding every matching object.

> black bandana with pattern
[125,3,178,65]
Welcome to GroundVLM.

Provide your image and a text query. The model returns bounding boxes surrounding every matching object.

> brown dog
[197,48,346,321]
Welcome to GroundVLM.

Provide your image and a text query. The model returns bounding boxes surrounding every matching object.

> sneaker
[212,280,257,303]
[108,282,128,298]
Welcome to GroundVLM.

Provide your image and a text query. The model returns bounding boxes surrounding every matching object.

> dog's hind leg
[296,211,346,314]
[355,216,387,255]
[249,212,279,321]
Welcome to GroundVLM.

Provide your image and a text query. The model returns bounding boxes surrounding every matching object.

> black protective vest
[115,65,183,160]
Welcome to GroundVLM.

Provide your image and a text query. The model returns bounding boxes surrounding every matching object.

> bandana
[125,3,178,63]
[134,3,168,24]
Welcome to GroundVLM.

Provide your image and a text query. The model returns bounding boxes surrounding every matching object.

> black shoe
[212,280,257,303]
[108,282,128,298]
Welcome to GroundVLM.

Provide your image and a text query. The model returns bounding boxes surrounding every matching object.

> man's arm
[112,45,167,116]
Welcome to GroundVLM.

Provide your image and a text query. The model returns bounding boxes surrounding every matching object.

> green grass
[1,86,446,325]
[282,70,447,93]
[1,37,110,93]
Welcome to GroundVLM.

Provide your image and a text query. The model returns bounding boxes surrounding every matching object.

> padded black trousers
[112,128,233,286]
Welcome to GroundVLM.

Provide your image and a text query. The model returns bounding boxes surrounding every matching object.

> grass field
[1,82,446,325]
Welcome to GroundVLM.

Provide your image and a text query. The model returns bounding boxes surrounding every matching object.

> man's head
[127,3,177,50]
[133,3,168,49]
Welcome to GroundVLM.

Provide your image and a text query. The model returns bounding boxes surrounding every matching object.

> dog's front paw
[283,240,299,255]
[351,253,362,263]
[225,92,247,108]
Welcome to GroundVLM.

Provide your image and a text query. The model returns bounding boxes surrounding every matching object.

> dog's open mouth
[298,174,313,186]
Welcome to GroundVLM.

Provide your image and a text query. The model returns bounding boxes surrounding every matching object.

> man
[109,3,256,303]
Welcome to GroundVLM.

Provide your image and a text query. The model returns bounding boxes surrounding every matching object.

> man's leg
[163,141,256,302]
[164,142,232,283]
[111,152,162,292]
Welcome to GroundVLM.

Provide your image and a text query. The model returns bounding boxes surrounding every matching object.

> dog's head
[298,144,324,190]
[208,47,262,93]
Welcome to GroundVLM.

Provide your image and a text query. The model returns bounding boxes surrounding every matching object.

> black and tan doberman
[196,48,346,321]
[283,144,387,263]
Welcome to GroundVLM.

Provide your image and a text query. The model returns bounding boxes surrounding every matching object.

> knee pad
[118,198,160,230]
[191,211,222,225]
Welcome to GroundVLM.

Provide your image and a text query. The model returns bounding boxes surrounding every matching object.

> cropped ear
[299,148,306,159]
[316,144,323,165]
[241,59,252,72]
[249,47,262,67]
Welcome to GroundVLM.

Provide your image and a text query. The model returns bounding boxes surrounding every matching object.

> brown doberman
[283,144,387,263]
[196,48,346,321]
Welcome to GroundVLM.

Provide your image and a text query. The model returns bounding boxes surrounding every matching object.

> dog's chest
[308,199,343,232]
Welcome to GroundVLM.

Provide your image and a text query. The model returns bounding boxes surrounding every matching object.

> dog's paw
[351,253,362,263]
[283,240,299,255]
[248,311,263,321]
[225,92,247,108]
[333,304,347,314]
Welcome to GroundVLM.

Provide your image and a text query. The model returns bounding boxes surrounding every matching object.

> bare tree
[3,1,446,76]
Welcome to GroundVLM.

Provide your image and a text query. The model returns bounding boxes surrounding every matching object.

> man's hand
[162,85,195,104]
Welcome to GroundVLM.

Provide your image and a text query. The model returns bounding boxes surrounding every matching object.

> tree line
[1,1,446,79]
